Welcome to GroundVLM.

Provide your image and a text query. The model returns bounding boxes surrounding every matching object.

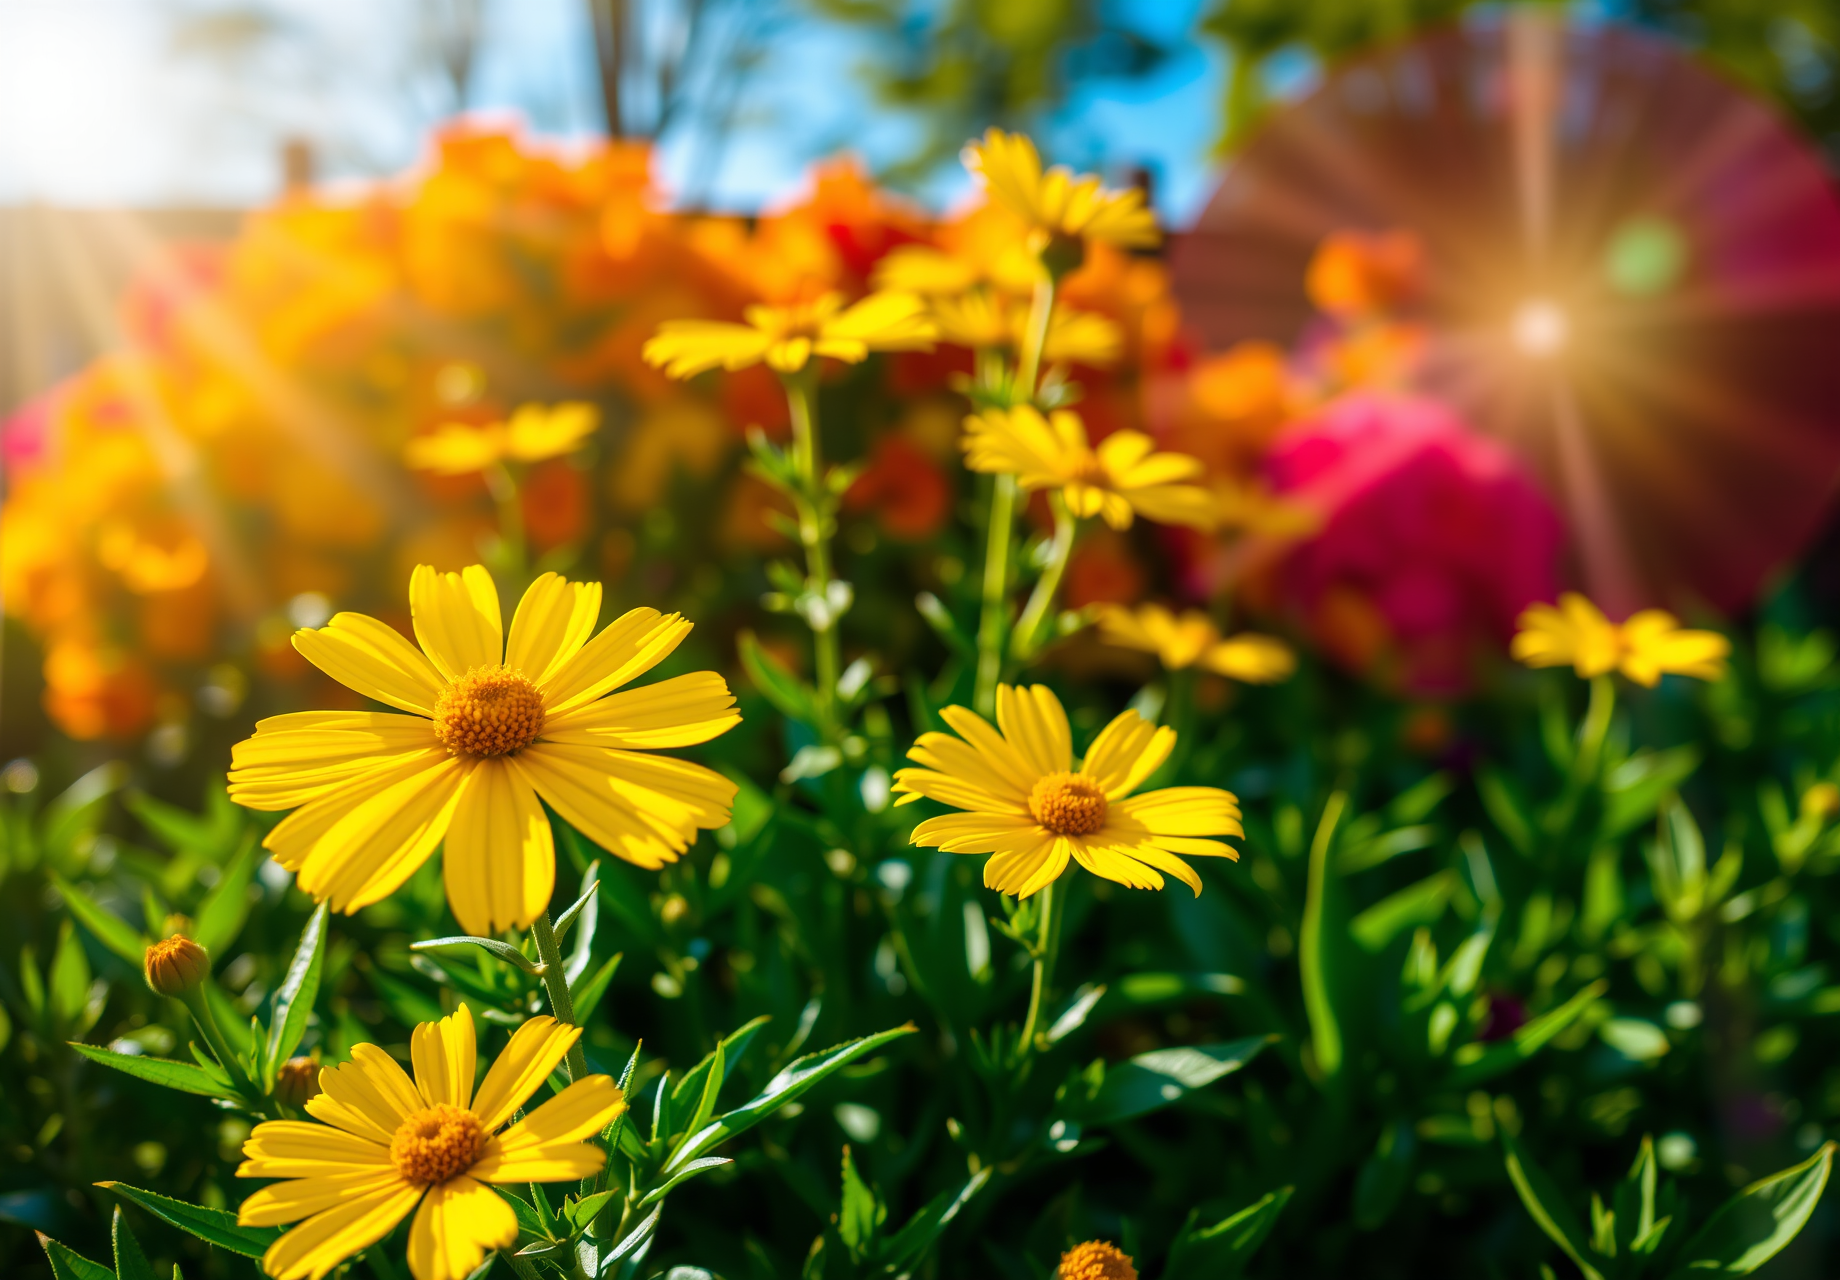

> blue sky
[0,0,1233,225]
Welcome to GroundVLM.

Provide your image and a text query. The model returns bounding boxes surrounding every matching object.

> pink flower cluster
[1266,393,1562,691]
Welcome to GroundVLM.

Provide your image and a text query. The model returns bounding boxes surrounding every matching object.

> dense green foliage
[7,567,1840,1275]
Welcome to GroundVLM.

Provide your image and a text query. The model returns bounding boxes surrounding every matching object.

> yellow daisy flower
[1097,604,1295,683]
[228,564,740,935]
[962,129,1160,251]
[642,290,935,379]
[404,402,599,476]
[962,406,1215,531]
[872,235,1043,299]
[1511,592,1729,686]
[237,1006,624,1280]
[894,683,1242,897]
[928,292,1122,365]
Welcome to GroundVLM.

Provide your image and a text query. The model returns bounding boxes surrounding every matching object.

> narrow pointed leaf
[36,1235,115,1280]
[96,1183,281,1258]
[191,830,260,956]
[410,935,542,973]
[50,875,149,966]
[112,1206,159,1280]
[266,905,328,1071]
[71,1044,242,1100]
[666,1024,916,1173]
[1670,1142,1834,1276]
[1300,792,1347,1077]
[1502,1133,1605,1280]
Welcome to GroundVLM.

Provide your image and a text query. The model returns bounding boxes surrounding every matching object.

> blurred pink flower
[1266,392,1562,691]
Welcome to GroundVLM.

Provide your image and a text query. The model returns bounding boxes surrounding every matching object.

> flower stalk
[783,371,844,742]
[529,910,592,1085]
[1012,492,1076,662]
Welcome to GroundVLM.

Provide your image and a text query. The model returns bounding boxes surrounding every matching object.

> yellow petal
[909,812,1042,854]
[258,1180,422,1280]
[405,1176,517,1280]
[293,613,445,715]
[994,684,1072,776]
[304,1047,420,1147]
[411,1005,478,1111]
[540,608,692,714]
[295,757,471,914]
[262,751,451,871]
[540,671,741,748]
[472,1077,624,1182]
[228,712,439,810]
[505,402,598,464]
[411,564,504,681]
[511,746,692,870]
[238,1169,407,1227]
[642,320,774,378]
[1203,634,1296,684]
[1079,710,1174,798]
[405,424,508,475]
[935,704,1044,796]
[983,833,1068,897]
[505,572,603,685]
[1113,786,1243,838]
[442,759,555,936]
[470,1016,582,1131]
[599,748,738,829]
[237,1120,392,1179]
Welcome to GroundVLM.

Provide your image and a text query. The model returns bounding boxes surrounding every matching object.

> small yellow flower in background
[963,129,1159,252]
[405,402,600,476]
[238,1006,624,1280]
[642,291,935,379]
[928,292,1122,365]
[962,405,1214,531]
[1058,1240,1138,1280]
[228,564,740,935]
[894,684,1242,898]
[1097,604,1296,683]
[1511,592,1729,686]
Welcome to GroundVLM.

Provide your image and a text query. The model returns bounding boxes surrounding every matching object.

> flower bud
[275,1056,322,1108]
[1058,1240,1137,1280]
[144,935,210,996]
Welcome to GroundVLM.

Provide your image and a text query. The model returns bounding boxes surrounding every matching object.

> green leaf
[1353,1120,1416,1230]
[568,953,621,1026]
[665,1024,917,1173]
[1299,792,1347,1077]
[50,920,93,1026]
[1600,1019,1670,1062]
[410,935,541,973]
[124,787,232,859]
[881,1168,990,1269]
[563,1189,617,1234]
[191,830,260,957]
[70,1043,240,1100]
[670,1016,770,1129]
[50,875,149,966]
[638,1156,732,1207]
[738,629,818,724]
[836,1146,881,1254]
[36,1235,116,1280]
[559,862,600,986]
[97,1183,281,1259]
[1163,1187,1294,1280]
[1446,980,1608,1089]
[112,1206,158,1280]
[1351,872,1455,952]
[1669,1141,1835,1276]
[1603,747,1700,838]
[44,764,126,865]
[1075,1037,1269,1127]
[1476,767,1534,856]
[266,905,327,1072]
[1502,1132,1606,1280]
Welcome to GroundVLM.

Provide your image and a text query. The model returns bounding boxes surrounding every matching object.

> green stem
[784,373,842,742]
[1575,674,1615,782]
[530,911,592,1084]
[483,461,528,586]
[1014,880,1061,1064]
[1012,494,1077,663]
[974,474,1017,718]
[176,986,261,1102]
[1016,275,1056,401]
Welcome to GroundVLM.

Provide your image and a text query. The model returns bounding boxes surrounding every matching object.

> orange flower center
[389,1104,485,1186]
[1029,772,1108,836]
[434,667,544,758]
[1067,452,1110,488]
[1058,1240,1138,1280]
